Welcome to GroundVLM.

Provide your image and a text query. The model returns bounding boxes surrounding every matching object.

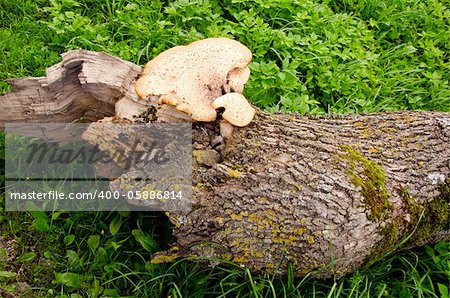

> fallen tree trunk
[1,51,449,278]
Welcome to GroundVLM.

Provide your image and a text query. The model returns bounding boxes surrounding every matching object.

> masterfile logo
[5,123,192,212]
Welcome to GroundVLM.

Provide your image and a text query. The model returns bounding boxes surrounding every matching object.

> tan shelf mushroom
[135,37,255,127]
[212,93,256,127]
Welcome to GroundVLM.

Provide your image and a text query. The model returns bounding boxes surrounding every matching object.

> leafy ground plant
[0,0,449,297]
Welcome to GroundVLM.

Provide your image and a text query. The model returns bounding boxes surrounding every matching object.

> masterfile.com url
[9,190,100,201]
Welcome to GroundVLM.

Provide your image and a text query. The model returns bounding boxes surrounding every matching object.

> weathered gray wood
[0,50,141,126]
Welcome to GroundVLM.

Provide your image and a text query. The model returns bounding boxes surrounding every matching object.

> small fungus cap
[212,93,255,127]
[135,38,252,122]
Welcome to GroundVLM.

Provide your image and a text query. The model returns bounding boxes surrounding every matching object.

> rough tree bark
[1,51,448,278]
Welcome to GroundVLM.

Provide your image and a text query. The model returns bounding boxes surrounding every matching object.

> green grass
[0,208,449,297]
[0,0,449,297]
[1,0,449,113]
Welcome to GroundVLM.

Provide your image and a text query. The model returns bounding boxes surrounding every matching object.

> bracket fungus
[135,37,255,128]
[212,93,256,127]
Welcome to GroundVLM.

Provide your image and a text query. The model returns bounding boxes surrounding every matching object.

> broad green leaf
[109,241,121,251]
[87,235,100,253]
[16,251,36,263]
[103,289,120,296]
[132,229,159,253]
[51,211,65,220]
[0,271,16,278]
[29,211,48,221]
[438,283,449,298]
[119,210,130,217]
[89,278,103,298]
[66,250,78,264]
[32,217,51,232]
[109,215,122,236]
[64,234,75,246]
[53,272,83,288]
[90,247,107,271]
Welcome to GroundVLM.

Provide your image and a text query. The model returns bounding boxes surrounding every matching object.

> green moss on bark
[403,179,449,246]
[365,178,449,266]
[340,145,448,266]
[340,145,392,221]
